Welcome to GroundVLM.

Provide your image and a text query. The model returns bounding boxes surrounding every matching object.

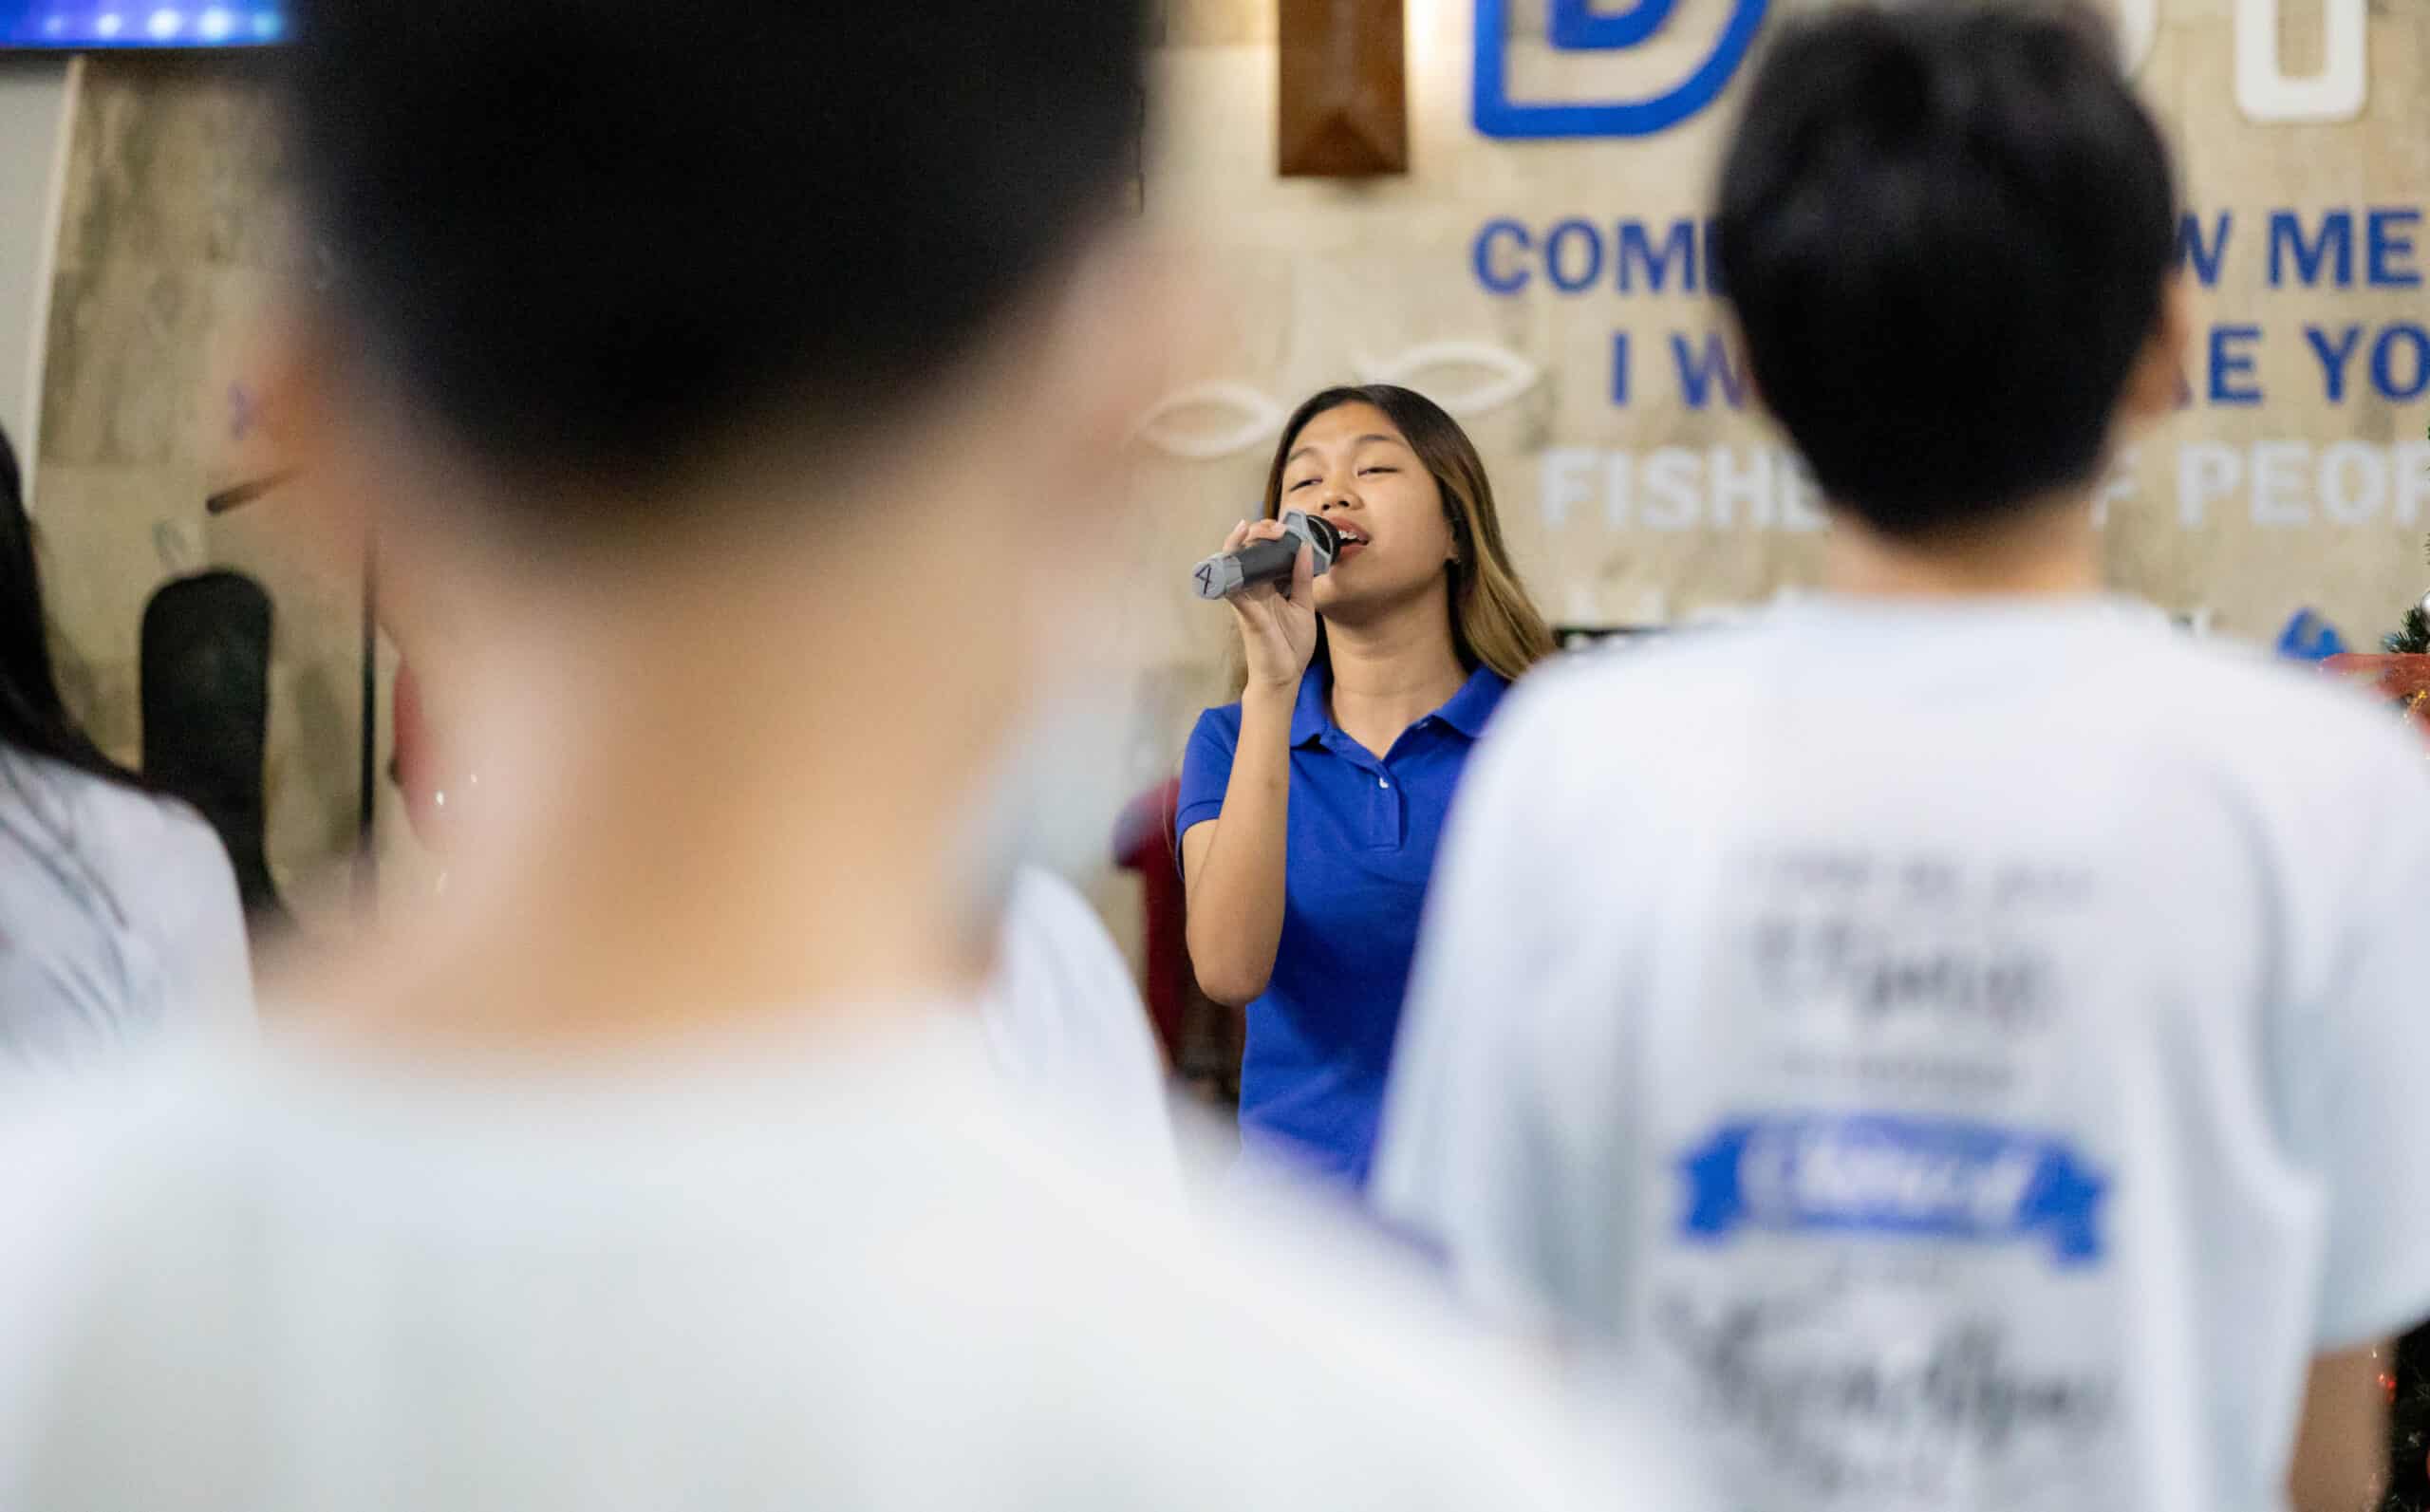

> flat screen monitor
[0,2,285,47]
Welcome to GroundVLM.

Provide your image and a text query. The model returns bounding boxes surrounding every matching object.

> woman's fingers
[1214,517,1301,612]
[1218,516,1291,560]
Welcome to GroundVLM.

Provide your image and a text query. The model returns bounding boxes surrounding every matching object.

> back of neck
[1824,492,2102,600]
[309,577,982,1060]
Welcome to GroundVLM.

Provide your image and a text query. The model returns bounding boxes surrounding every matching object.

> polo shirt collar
[1434,663,1509,738]
[1290,667,1333,748]
[1290,662,1510,748]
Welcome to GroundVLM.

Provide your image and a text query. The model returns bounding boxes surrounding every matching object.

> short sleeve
[2285,737,2430,1348]
[1174,707,1241,839]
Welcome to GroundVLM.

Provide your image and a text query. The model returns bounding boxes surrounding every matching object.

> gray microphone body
[1190,511,1341,601]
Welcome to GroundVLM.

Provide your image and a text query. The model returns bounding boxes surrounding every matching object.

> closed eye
[1286,477,1318,491]
[1358,466,1396,476]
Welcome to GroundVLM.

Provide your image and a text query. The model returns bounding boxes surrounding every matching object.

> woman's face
[1275,401,1455,621]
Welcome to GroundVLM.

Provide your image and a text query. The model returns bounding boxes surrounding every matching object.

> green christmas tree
[2405,456,2430,655]
[2353,532,2430,731]
[2383,522,2429,653]
[2388,1328,2430,1510]
[2385,596,2430,656]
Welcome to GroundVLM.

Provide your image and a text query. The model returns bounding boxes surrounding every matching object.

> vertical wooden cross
[1278,0,1409,177]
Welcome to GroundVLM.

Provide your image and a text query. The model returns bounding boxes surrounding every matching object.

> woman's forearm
[1185,686,1296,1006]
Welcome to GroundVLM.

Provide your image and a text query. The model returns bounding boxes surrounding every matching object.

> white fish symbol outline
[1131,381,1289,461]
[1352,342,1542,419]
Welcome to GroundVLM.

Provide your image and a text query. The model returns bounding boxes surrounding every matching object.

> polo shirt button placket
[1377,765,1406,849]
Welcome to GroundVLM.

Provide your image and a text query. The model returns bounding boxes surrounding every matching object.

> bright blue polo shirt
[1177,663,1509,1190]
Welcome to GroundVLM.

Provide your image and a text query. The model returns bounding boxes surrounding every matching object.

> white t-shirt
[0,749,252,1069]
[981,868,1178,1186]
[1375,594,2430,1512]
[0,1014,1647,1511]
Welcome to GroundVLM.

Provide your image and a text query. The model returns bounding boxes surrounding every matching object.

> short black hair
[1712,1,2176,538]
[285,1,1145,513]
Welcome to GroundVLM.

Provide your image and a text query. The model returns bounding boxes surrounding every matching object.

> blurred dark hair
[0,422,142,790]
[283,0,1147,514]
[1713,0,2176,538]
[1256,384,1553,684]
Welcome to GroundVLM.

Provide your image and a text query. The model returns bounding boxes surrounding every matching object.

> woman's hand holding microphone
[1182,515,1317,1006]
[1218,517,1319,697]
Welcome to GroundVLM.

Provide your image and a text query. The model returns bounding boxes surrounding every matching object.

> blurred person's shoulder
[56,768,253,1015]
[66,767,220,863]
[0,756,249,1063]
[0,1019,1646,1510]
[1510,620,1763,701]
[1469,616,1778,792]
[0,750,244,938]
[2092,617,2429,782]
[2084,625,2430,904]
[0,747,231,892]
[1497,598,2430,775]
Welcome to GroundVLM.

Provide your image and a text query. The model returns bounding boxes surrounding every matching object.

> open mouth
[1334,524,1371,557]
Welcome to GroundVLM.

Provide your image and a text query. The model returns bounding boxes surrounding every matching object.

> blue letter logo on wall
[1677,1112,2108,1265]
[1474,0,1771,140]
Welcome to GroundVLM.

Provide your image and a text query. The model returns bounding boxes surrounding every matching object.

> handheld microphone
[1190,511,1340,601]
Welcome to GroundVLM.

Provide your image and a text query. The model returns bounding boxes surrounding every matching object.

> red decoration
[1114,778,1242,1096]
[2322,653,2430,745]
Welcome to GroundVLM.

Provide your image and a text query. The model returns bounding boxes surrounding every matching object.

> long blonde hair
[1248,384,1554,689]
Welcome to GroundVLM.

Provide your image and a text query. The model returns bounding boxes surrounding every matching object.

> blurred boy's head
[283,0,1146,513]
[1714,1,2182,542]
[259,1,1163,1003]
[271,0,1154,714]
